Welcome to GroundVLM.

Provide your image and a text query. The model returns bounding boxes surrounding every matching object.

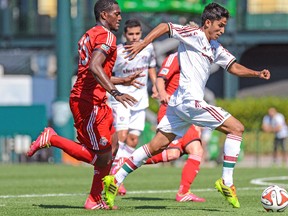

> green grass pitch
[0,164,287,216]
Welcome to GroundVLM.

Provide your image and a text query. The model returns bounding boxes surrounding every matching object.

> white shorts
[111,102,146,134]
[157,99,231,137]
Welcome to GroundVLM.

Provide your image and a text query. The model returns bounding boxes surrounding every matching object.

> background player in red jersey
[26,0,142,210]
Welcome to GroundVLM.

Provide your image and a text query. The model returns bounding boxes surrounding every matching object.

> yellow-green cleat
[102,175,119,209]
[215,178,240,208]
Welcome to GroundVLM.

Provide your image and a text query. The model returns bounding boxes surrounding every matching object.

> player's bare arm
[124,23,170,60]
[89,50,138,107]
[111,70,145,88]
[149,67,158,98]
[156,77,170,104]
[228,62,271,80]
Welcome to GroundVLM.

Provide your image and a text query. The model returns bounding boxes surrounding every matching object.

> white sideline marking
[2,177,287,200]
[0,187,265,199]
[250,176,288,187]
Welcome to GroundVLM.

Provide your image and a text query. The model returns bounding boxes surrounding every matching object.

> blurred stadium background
[0,0,287,165]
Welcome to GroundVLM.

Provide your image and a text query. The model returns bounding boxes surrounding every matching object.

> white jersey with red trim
[167,22,236,106]
[111,42,156,110]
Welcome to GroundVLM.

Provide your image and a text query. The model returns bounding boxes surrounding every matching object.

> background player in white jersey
[262,107,288,165]
[109,19,157,195]
[103,3,271,209]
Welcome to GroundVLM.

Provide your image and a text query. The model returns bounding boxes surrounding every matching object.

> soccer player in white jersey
[109,19,157,195]
[103,3,271,209]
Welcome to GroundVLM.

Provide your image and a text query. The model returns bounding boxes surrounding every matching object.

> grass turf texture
[0,164,287,216]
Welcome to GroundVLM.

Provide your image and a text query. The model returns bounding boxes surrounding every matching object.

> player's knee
[231,121,245,137]
[236,123,245,135]
[167,149,181,161]
[186,142,203,157]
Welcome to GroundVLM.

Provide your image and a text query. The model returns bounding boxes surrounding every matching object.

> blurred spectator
[262,107,288,165]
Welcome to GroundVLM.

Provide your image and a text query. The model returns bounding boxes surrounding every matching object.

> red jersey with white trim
[157,52,179,96]
[71,25,117,105]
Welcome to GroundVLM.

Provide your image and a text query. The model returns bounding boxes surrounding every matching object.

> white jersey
[167,23,236,106]
[263,114,288,139]
[110,42,156,110]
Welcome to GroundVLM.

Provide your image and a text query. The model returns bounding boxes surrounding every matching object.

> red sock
[145,150,168,164]
[89,161,112,202]
[50,135,97,165]
[178,155,201,194]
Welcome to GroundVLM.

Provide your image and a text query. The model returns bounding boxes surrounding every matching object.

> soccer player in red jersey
[26,0,142,210]
[145,52,205,202]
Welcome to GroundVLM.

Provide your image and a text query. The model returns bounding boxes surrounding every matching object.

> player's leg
[27,128,99,163]
[85,150,113,210]
[278,138,286,165]
[103,106,190,208]
[176,126,205,202]
[145,140,182,164]
[112,109,145,195]
[85,105,117,210]
[176,100,242,208]
[215,115,243,208]
[103,130,176,208]
[273,138,278,164]
[110,103,130,167]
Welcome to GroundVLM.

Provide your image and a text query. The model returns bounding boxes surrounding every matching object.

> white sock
[115,144,151,186]
[222,134,242,187]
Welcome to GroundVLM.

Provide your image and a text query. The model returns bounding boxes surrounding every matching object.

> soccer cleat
[84,197,109,210]
[102,175,119,209]
[176,191,206,202]
[215,178,240,208]
[110,157,126,175]
[26,127,57,157]
[118,183,127,196]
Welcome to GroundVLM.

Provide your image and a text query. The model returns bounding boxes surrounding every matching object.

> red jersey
[157,52,180,123]
[71,25,117,105]
[157,52,179,96]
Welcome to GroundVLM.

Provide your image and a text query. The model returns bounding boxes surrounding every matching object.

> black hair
[124,19,141,33]
[94,0,118,22]
[201,3,230,25]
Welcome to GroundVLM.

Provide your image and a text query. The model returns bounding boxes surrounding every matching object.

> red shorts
[167,125,201,155]
[70,97,115,152]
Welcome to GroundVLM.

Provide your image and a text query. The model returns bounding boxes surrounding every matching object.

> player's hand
[159,92,171,104]
[123,41,146,61]
[258,69,271,80]
[115,93,138,108]
[151,85,159,99]
[123,70,145,89]
[188,21,199,28]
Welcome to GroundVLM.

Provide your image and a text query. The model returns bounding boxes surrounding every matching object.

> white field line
[2,176,287,200]
[250,176,288,188]
[0,187,265,199]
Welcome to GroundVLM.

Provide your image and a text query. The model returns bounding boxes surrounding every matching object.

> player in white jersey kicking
[109,19,157,195]
[103,2,271,209]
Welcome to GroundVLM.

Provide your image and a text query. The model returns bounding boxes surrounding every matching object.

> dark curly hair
[94,0,118,22]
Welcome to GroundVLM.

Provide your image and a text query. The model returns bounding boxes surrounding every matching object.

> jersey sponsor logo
[101,44,110,52]
[99,137,108,146]
[122,65,148,74]
[159,68,169,75]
